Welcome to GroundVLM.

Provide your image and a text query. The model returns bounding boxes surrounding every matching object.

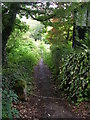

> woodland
[2,2,90,119]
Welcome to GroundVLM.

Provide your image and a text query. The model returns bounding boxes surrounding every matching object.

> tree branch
[20,7,56,22]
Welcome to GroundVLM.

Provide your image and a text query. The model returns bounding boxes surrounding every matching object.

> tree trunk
[2,3,20,66]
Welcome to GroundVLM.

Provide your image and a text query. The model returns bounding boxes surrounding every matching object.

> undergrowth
[2,29,41,118]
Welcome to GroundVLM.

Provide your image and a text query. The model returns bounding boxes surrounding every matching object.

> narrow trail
[32,58,77,118]
[17,58,78,119]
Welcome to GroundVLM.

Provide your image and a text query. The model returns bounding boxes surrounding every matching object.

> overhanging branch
[20,7,56,22]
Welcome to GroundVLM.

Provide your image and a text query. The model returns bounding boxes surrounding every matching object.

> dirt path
[16,58,80,119]
[31,58,77,118]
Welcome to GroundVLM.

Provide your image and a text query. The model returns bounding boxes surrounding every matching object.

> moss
[14,80,27,88]
[13,80,27,101]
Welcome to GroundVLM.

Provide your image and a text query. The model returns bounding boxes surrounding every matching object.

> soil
[15,58,90,119]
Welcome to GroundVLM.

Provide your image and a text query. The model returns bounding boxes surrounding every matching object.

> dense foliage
[2,74,19,118]
[58,50,90,103]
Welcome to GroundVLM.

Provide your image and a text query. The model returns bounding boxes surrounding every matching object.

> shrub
[58,50,90,103]
[50,43,73,75]
[2,69,19,118]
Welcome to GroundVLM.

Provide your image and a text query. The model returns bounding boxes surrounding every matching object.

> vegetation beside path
[2,2,90,119]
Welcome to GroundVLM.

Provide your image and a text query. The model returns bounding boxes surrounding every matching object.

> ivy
[58,50,90,103]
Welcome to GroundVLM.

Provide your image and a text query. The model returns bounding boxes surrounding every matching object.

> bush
[50,43,73,75]
[58,50,90,103]
[2,69,19,118]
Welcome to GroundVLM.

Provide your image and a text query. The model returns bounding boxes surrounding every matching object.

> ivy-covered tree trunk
[2,3,20,66]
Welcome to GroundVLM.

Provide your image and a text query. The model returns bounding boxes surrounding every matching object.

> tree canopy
[2,2,89,61]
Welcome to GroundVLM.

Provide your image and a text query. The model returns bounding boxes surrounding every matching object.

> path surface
[32,58,77,118]
[17,59,79,119]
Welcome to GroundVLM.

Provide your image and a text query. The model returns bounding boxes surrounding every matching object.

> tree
[2,2,56,64]
[2,3,20,65]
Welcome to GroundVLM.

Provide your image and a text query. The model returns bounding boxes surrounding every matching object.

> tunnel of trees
[2,2,90,118]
